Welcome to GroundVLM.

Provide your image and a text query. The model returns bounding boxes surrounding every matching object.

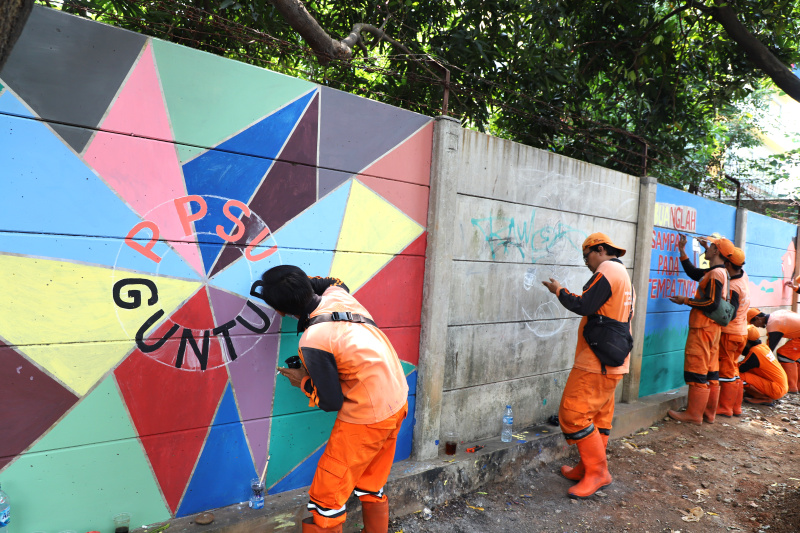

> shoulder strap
[307,312,377,328]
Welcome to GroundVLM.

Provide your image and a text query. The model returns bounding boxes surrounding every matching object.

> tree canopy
[38,0,800,198]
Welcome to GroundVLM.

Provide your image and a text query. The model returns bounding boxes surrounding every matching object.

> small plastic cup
[113,512,131,533]
[250,478,265,509]
[444,431,458,455]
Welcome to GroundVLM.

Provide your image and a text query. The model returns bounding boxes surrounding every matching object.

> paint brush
[259,454,270,487]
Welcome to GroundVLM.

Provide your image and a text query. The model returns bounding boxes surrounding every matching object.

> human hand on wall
[542,278,562,295]
[669,295,688,305]
[277,366,309,388]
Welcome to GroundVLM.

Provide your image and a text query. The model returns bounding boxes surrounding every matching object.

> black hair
[593,244,622,258]
[259,265,314,316]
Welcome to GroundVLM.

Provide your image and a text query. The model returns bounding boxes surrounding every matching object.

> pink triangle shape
[83,42,204,275]
[360,121,433,186]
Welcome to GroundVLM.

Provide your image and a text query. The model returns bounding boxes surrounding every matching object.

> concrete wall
[0,6,431,532]
[424,128,641,446]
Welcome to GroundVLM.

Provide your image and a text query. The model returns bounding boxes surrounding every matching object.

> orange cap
[747,325,760,342]
[747,308,762,322]
[705,236,736,261]
[727,247,745,267]
[582,232,626,257]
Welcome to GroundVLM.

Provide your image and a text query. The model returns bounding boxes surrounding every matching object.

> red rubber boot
[668,386,710,425]
[568,431,612,499]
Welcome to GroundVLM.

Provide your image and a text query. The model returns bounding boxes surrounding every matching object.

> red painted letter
[245,227,278,261]
[174,195,208,236]
[216,199,251,242]
[125,221,163,264]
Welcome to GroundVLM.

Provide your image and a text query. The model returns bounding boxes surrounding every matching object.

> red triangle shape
[114,288,230,513]
[353,234,426,365]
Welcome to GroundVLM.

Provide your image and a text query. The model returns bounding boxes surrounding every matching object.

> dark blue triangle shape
[182,90,316,274]
[175,384,256,517]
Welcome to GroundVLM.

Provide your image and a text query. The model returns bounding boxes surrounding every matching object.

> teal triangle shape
[208,181,352,299]
[266,408,337,489]
[0,376,170,532]
[176,384,256,517]
[0,91,197,279]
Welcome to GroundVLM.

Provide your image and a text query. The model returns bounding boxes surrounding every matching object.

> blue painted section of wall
[176,384,257,517]
[744,210,796,308]
[641,184,737,396]
[268,444,326,494]
[183,91,316,273]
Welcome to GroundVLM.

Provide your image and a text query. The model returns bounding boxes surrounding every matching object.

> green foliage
[38,0,800,192]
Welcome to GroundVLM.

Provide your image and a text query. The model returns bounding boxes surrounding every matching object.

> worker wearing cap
[748,308,800,394]
[263,266,409,533]
[716,245,750,418]
[667,235,730,425]
[738,325,788,404]
[543,232,634,499]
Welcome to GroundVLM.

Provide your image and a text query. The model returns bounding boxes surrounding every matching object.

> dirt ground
[389,393,800,533]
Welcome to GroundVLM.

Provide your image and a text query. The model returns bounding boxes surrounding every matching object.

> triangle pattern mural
[330,180,425,291]
[182,90,317,274]
[0,376,171,532]
[84,42,205,276]
[0,5,148,153]
[151,38,316,162]
[176,384,256,517]
[114,330,230,513]
[210,91,320,277]
[0,342,79,470]
[209,180,351,299]
[317,86,432,197]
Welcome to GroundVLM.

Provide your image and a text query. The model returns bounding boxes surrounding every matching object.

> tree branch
[707,0,800,103]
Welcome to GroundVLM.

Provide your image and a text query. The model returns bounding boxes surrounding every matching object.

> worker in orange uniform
[262,265,409,533]
[543,233,634,499]
[738,325,788,405]
[748,308,800,394]
[716,245,749,418]
[667,235,730,425]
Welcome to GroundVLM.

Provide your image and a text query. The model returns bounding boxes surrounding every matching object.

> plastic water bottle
[0,482,9,528]
[501,405,513,442]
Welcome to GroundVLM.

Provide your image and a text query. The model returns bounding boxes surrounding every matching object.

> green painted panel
[151,39,317,162]
[643,325,688,356]
[267,409,336,488]
[401,360,416,375]
[639,349,686,397]
[0,376,170,532]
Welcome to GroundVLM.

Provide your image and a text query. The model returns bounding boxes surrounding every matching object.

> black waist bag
[582,313,633,374]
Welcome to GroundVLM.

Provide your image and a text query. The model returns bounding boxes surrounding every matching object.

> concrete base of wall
[156,389,688,533]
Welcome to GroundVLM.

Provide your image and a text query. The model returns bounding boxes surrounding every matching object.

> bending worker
[543,233,634,499]
[667,235,731,425]
[261,266,408,533]
[748,308,800,394]
[738,325,788,405]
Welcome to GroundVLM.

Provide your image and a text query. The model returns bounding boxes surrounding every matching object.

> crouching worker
[543,233,634,499]
[738,325,788,406]
[260,265,409,533]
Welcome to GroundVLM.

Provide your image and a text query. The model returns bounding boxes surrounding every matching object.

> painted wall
[639,184,796,397]
[440,129,640,441]
[0,6,431,532]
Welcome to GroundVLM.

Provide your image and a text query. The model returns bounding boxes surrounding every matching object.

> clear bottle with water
[0,482,9,528]
[501,405,513,442]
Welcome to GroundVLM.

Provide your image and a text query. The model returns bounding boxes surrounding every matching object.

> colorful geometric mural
[744,210,797,308]
[641,185,737,396]
[0,6,431,531]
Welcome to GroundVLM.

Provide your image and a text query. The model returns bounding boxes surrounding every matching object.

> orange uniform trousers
[742,372,787,400]
[719,333,747,381]
[308,403,407,529]
[684,324,721,388]
[777,338,800,362]
[559,368,623,443]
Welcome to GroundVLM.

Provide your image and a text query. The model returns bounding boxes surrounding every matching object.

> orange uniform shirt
[299,286,409,424]
[688,266,728,328]
[722,271,749,335]
[766,309,800,339]
[739,343,789,397]
[558,259,634,375]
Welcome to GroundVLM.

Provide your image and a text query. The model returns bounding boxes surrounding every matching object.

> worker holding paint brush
[258,265,408,533]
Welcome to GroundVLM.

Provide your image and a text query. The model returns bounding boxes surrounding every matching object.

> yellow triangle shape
[0,255,201,395]
[329,181,423,291]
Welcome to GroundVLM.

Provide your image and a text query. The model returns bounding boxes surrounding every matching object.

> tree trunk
[708,0,800,103]
[0,0,33,71]
[269,0,351,63]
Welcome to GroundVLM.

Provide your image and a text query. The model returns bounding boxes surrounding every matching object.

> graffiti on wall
[0,6,432,531]
[470,209,585,263]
